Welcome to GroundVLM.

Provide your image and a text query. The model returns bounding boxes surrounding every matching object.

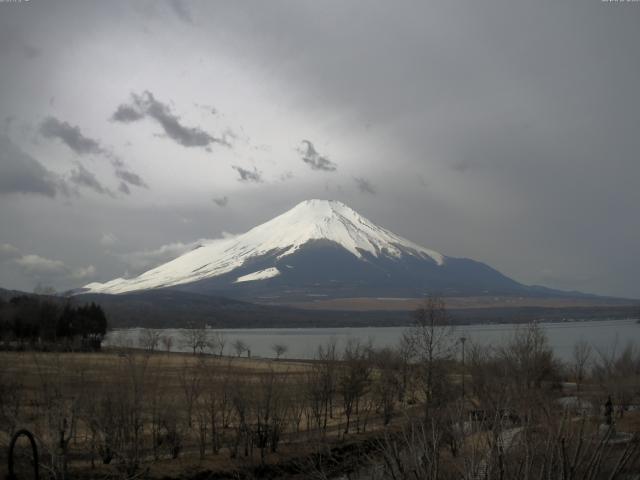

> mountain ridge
[79,199,601,301]
[82,199,446,295]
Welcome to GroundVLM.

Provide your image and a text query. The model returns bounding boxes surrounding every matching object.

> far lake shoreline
[105,317,639,362]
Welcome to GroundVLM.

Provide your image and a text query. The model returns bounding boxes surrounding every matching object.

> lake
[104,318,639,362]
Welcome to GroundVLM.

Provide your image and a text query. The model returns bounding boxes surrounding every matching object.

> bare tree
[305,366,328,436]
[371,348,402,425]
[0,366,24,437]
[312,338,338,431]
[272,343,288,360]
[195,399,209,460]
[229,375,251,458]
[147,368,167,461]
[339,338,372,434]
[467,343,508,416]
[406,296,456,415]
[396,334,416,405]
[499,322,558,392]
[32,353,88,480]
[287,382,307,435]
[138,328,161,352]
[178,358,205,428]
[252,367,290,463]
[180,324,210,355]
[211,331,227,357]
[202,358,233,454]
[160,334,173,354]
[373,418,445,480]
[592,341,640,419]
[232,339,249,357]
[571,339,592,392]
[77,353,149,476]
[117,353,150,475]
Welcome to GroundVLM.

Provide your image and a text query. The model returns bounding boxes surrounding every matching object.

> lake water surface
[104,318,639,362]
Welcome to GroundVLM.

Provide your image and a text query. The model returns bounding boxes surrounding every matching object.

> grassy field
[0,348,407,479]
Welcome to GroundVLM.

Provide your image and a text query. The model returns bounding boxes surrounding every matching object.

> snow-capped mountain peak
[82,199,445,294]
[239,199,443,263]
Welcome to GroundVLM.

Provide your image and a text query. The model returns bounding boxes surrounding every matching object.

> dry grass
[617,411,640,433]
[0,349,392,479]
[3,347,637,479]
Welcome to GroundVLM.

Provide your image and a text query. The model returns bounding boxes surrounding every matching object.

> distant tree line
[0,295,108,350]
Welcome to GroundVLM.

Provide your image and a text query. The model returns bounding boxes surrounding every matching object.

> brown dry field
[0,349,399,479]
[0,348,314,399]
[2,349,639,479]
[272,295,636,311]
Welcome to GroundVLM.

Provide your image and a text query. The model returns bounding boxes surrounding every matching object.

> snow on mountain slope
[82,199,445,294]
[235,267,281,283]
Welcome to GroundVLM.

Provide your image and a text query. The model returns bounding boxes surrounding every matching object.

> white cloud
[14,253,96,282]
[100,232,119,248]
[117,241,200,275]
[71,264,96,280]
[15,254,67,275]
[0,243,20,260]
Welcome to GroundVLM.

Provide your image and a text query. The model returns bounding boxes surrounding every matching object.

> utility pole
[460,336,467,401]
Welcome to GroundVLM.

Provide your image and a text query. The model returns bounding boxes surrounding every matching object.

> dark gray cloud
[0,134,67,197]
[0,26,41,60]
[39,116,103,155]
[232,165,262,183]
[213,196,228,207]
[110,157,147,191]
[118,182,131,195]
[279,171,294,182]
[112,91,229,149]
[115,168,148,189]
[112,104,145,123]
[354,177,376,195]
[169,0,193,24]
[451,161,474,173]
[69,163,113,197]
[38,116,147,193]
[299,140,337,172]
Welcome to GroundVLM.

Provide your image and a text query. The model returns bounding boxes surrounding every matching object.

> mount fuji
[81,199,555,301]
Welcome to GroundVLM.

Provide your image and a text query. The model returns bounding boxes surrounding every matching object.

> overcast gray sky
[1,0,639,298]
